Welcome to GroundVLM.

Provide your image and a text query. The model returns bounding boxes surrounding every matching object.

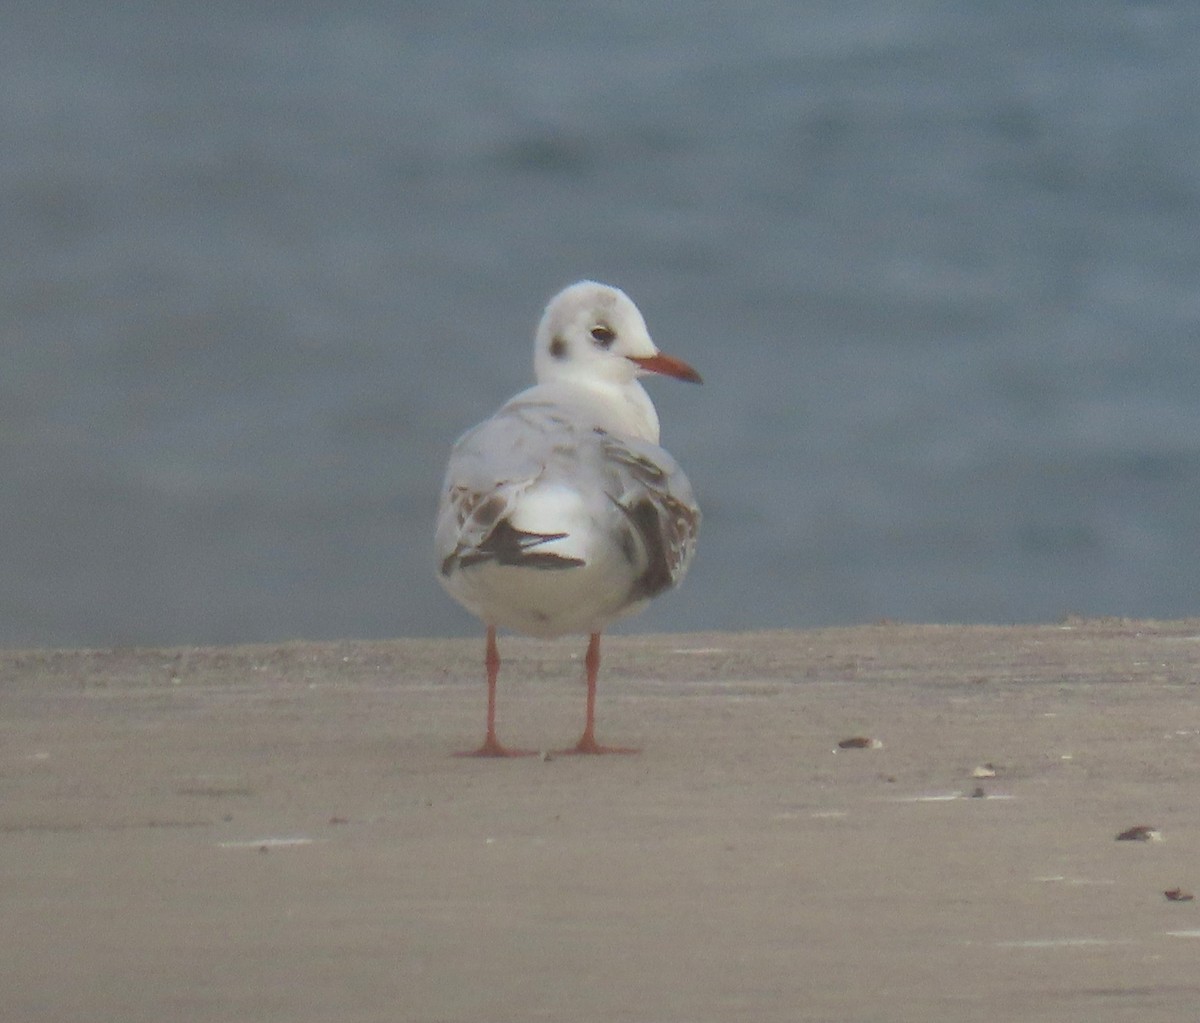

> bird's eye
[590,325,616,347]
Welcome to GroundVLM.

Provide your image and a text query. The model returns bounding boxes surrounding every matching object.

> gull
[435,280,701,756]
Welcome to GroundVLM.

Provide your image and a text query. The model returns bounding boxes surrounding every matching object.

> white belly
[441,545,646,638]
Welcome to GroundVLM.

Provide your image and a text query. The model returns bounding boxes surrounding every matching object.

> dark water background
[3,2,1199,647]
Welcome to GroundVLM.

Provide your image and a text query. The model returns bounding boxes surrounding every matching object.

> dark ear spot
[549,335,567,359]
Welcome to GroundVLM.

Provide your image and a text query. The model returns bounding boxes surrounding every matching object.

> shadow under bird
[435,280,702,755]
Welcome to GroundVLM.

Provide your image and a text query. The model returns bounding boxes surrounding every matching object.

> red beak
[627,353,703,384]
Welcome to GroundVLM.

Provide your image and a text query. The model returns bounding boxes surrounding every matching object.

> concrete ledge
[4,619,1200,1021]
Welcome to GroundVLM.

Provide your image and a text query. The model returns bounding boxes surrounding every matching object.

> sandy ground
[3,619,1200,1022]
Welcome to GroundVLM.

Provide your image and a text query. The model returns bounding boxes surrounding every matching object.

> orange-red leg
[557,632,639,755]
[456,626,536,757]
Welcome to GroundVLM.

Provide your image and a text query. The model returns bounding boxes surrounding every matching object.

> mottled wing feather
[436,405,587,576]
[597,432,700,600]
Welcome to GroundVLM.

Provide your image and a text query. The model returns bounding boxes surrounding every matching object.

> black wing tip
[447,519,585,574]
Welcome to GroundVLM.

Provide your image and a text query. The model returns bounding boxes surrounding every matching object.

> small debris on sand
[837,736,882,749]
[1115,825,1162,842]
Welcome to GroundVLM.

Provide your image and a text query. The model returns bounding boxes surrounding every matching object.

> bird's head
[533,281,702,388]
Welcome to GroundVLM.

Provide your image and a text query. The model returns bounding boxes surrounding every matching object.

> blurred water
[2,2,1199,647]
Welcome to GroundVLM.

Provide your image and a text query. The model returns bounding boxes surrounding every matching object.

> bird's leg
[456,625,536,757]
[558,632,639,755]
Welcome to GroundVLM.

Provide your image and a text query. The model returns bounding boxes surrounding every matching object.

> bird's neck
[527,376,661,443]
[603,378,661,443]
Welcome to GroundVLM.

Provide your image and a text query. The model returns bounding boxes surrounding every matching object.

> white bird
[435,280,701,756]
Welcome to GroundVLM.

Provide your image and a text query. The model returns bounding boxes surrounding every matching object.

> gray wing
[436,398,700,600]
[436,401,586,577]
[594,430,700,601]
